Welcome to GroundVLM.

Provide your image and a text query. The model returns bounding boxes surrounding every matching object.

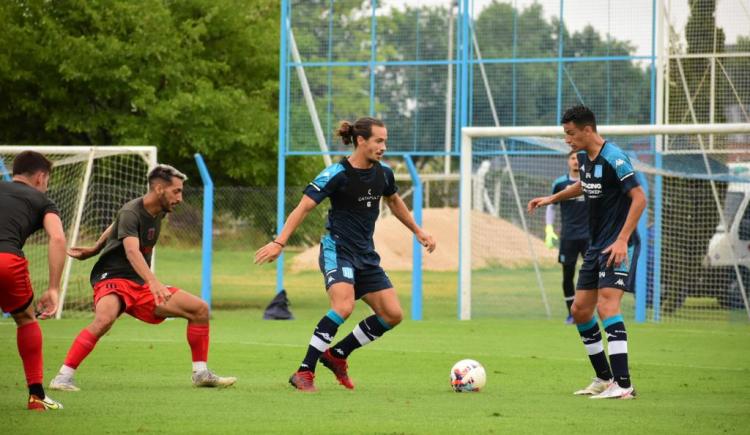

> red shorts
[93,278,179,324]
[0,252,34,314]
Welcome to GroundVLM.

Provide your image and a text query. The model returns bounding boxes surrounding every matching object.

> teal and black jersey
[551,174,588,241]
[577,141,640,250]
[303,159,397,258]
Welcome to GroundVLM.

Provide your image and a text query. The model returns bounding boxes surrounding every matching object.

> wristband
[272,240,285,248]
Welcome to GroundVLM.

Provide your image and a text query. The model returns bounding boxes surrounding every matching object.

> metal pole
[556,0,565,123]
[444,2,455,176]
[404,155,423,320]
[276,0,290,293]
[194,154,214,310]
[457,0,471,320]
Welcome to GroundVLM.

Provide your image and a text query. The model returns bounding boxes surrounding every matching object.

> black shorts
[576,242,640,293]
[558,238,589,265]
[318,236,393,300]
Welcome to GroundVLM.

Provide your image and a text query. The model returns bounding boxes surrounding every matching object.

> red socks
[187,324,209,363]
[17,322,43,386]
[64,329,100,369]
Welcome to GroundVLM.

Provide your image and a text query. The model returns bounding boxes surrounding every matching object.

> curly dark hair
[336,117,385,147]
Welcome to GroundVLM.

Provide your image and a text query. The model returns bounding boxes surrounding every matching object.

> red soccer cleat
[289,370,317,392]
[320,349,355,390]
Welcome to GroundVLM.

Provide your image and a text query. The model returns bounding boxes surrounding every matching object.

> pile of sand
[290,208,557,272]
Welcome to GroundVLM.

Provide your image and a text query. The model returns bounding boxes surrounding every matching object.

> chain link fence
[162,186,330,251]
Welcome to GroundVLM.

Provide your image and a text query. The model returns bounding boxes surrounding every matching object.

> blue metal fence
[279,0,660,320]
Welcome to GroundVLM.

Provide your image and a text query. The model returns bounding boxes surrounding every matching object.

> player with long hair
[255,117,436,391]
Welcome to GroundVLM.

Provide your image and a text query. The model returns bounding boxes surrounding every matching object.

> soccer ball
[450,359,486,392]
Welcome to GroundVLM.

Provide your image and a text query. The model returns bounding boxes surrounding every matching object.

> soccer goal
[0,146,157,318]
[460,123,750,322]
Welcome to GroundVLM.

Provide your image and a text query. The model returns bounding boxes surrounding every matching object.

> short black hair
[148,164,187,187]
[12,151,53,176]
[560,105,597,132]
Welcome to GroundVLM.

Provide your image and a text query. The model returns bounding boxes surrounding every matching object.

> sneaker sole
[193,380,237,388]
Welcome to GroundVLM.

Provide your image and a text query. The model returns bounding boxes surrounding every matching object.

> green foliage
[669,0,727,124]
[0,0,317,186]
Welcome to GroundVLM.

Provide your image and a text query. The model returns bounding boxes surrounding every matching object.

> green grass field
[2,247,750,434]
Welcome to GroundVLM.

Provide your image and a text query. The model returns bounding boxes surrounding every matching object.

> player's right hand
[254,242,283,264]
[67,246,97,260]
[527,196,552,214]
[36,288,59,320]
[148,280,172,306]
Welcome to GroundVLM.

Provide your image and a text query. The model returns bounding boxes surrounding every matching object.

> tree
[0,0,309,186]
[669,0,726,124]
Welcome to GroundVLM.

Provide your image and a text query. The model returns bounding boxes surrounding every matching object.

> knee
[90,316,117,337]
[331,299,355,320]
[596,300,618,319]
[192,300,210,323]
[571,302,593,323]
[379,307,403,327]
[12,309,35,326]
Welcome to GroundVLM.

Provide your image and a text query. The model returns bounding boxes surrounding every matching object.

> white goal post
[0,146,157,318]
[460,123,750,322]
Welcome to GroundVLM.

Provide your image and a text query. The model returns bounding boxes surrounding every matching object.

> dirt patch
[290,208,557,272]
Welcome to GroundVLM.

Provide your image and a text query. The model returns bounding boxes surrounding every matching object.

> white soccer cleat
[590,382,636,400]
[573,377,612,395]
[192,369,237,388]
[49,374,81,392]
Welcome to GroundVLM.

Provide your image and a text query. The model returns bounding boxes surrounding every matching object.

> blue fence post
[404,155,423,320]
[194,154,214,310]
[457,0,471,320]
[556,0,565,122]
[653,153,663,321]
[276,0,290,293]
[634,168,649,323]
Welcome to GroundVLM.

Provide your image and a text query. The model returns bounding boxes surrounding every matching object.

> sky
[380,0,750,56]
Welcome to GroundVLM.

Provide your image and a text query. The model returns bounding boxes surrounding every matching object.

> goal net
[0,146,156,318]
[460,124,750,322]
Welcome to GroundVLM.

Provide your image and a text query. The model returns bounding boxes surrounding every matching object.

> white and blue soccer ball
[450,359,487,392]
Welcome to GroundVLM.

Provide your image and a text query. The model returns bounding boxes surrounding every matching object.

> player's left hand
[416,230,436,253]
[603,239,628,268]
[36,288,59,320]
